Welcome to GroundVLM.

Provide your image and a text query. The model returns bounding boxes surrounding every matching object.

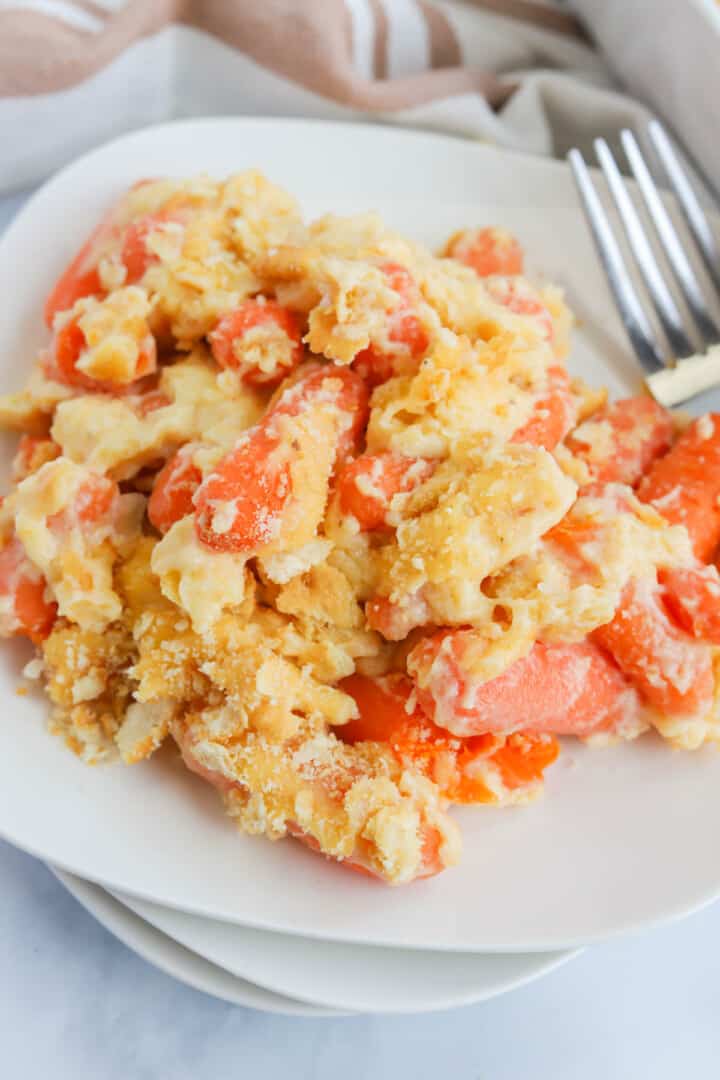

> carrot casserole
[2,173,719,885]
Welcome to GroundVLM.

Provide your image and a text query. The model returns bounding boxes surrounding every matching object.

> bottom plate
[112,886,578,1014]
[52,868,346,1018]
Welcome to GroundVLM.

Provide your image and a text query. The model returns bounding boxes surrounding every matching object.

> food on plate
[2,172,720,885]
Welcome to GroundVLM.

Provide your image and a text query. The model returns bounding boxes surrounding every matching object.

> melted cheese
[151,516,250,634]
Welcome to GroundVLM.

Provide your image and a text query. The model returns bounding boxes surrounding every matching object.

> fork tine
[647,120,720,296]
[594,138,694,360]
[621,129,720,346]
[567,148,666,373]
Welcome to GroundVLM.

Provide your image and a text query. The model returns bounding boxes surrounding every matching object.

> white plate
[52,867,345,1017]
[109,885,577,1014]
[2,118,720,953]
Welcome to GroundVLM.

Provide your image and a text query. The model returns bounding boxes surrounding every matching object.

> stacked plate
[51,869,577,1015]
[2,120,720,1015]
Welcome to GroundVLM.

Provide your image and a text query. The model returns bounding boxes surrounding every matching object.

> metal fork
[567,122,720,407]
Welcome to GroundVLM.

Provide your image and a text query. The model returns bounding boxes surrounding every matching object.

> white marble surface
[2,188,720,1079]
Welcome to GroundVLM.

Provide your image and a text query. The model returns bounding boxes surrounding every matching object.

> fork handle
[646,345,720,407]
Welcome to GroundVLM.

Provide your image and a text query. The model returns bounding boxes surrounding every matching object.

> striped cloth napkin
[0,0,718,194]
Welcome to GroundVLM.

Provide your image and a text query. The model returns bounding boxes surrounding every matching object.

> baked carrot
[336,453,435,531]
[377,263,421,307]
[77,477,117,524]
[444,226,524,277]
[659,564,720,644]
[484,275,554,342]
[546,497,717,715]
[0,472,122,641]
[49,313,156,391]
[52,317,92,387]
[492,731,561,791]
[195,364,368,551]
[637,413,720,561]
[148,447,203,533]
[592,577,714,718]
[118,210,176,285]
[365,591,431,641]
[11,434,60,481]
[511,365,574,451]
[176,715,453,884]
[566,396,674,487]
[408,631,640,738]
[44,201,182,327]
[269,362,369,464]
[132,388,172,417]
[45,474,119,535]
[44,223,109,328]
[340,673,559,804]
[209,300,303,387]
[544,485,632,570]
[0,536,57,643]
[194,423,289,552]
[351,262,429,388]
[286,819,446,882]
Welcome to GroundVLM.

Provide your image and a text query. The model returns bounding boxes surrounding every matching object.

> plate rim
[31,836,720,954]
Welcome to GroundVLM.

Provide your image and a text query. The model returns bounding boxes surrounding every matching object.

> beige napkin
[0,0,717,193]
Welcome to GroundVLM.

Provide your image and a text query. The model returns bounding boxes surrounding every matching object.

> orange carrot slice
[53,317,91,386]
[351,348,396,389]
[638,413,720,561]
[544,484,632,571]
[566,396,674,487]
[511,365,574,450]
[337,453,435,531]
[340,673,559,804]
[0,473,119,642]
[352,262,429,388]
[49,314,156,391]
[408,631,640,738]
[12,435,60,481]
[194,423,289,552]
[365,590,431,641]
[148,447,203,534]
[196,363,368,551]
[492,732,561,790]
[118,210,181,284]
[43,474,119,539]
[0,537,56,643]
[546,499,716,714]
[44,224,109,328]
[209,300,303,387]
[485,275,554,342]
[660,564,720,644]
[445,227,524,277]
[44,199,183,327]
[72,475,118,525]
[592,578,714,717]
[132,388,172,417]
[120,218,158,284]
[270,362,369,464]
